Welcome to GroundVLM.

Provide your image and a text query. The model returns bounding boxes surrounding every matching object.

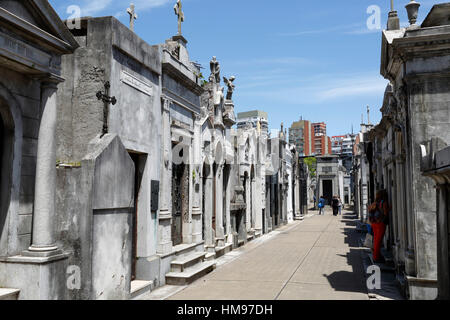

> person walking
[318,196,325,215]
[368,190,390,263]
[331,196,339,216]
[338,197,343,215]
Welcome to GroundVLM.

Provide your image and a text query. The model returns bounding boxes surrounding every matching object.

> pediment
[0,0,78,53]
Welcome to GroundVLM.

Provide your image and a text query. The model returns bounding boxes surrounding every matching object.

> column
[27,80,60,255]
[224,165,232,243]
[254,167,263,232]
[157,98,173,254]
[215,165,224,245]
[204,166,214,247]
[245,175,251,231]
[396,156,406,263]
[182,147,193,244]
[192,121,202,243]
[404,141,416,276]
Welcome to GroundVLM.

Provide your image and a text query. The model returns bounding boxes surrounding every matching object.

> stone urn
[405,0,420,26]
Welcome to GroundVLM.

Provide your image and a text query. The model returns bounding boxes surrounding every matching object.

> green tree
[304,157,317,178]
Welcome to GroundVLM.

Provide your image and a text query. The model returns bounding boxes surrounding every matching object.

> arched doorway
[0,98,14,256]
[172,145,189,246]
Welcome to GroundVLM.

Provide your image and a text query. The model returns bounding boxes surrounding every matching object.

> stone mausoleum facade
[354,2,450,300]
[0,0,306,300]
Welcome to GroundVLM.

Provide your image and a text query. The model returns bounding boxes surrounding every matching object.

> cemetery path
[163,208,369,300]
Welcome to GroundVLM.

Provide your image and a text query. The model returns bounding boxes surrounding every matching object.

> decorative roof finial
[406,0,421,27]
[127,3,138,31]
[174,0,184,36]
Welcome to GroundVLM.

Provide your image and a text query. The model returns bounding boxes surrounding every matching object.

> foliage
[304,157,317,178]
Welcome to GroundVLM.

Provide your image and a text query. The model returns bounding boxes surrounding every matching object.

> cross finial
[127,3,138,31]
[174,0,184,36]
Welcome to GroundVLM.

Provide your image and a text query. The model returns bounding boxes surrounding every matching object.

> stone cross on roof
[174,0,184,36]
[127,3,138,31]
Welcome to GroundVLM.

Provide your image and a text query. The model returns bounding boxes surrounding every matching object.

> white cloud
[318,76,388,101]
[240,73,388,104]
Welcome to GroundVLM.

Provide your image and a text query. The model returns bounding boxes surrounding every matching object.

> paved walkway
[161,209,369,300]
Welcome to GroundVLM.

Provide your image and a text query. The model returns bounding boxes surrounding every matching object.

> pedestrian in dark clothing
[331,196,339,216]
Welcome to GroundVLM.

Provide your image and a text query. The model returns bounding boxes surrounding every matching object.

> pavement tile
[168,280,285,300]
[277,282,368,300]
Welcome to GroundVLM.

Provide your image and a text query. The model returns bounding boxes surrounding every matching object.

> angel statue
[223,76,236,100]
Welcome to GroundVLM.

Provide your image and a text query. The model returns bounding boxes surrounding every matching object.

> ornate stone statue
[209,56,220,83]
[223,76,236,100]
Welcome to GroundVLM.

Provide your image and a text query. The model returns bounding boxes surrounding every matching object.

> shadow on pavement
[324,212,368,295]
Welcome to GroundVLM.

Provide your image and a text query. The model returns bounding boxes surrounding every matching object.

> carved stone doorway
[172,158,189,247]
[128,152,146,281]
[323,180,333,205]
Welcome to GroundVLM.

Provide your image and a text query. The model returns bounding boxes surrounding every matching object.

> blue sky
[50,0,441,137]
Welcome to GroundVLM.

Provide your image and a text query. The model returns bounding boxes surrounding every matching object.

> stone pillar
[396,142,407,265]
[224,166,232,243]
[192,120,202,244]
[157,98,173,254]
[360,158,369,222]
[404,142,416,276]
[203,166,214,247]
[245,175,251,231]
[391,162,399,243]
[254,168,263,233]
[27,80,60,255]
[183,148,193,244]
[215,165,224,245]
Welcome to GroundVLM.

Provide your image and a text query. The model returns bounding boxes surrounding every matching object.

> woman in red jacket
[368,190,390,263]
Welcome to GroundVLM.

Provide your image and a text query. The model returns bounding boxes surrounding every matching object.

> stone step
[130,280,153,300]
[166,261,216,286]
[215,237,226,247]
[254,231,262,238]
[205,245,216,254]
[172,242,203,259]
[238,239,245,247]
[205,252,216,261]
[171,252,206,272]
[247,234,254,242]
[0,288,20,300]
[215,243,233,259]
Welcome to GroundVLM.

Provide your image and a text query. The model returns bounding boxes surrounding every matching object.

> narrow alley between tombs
[146,208,370,300]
